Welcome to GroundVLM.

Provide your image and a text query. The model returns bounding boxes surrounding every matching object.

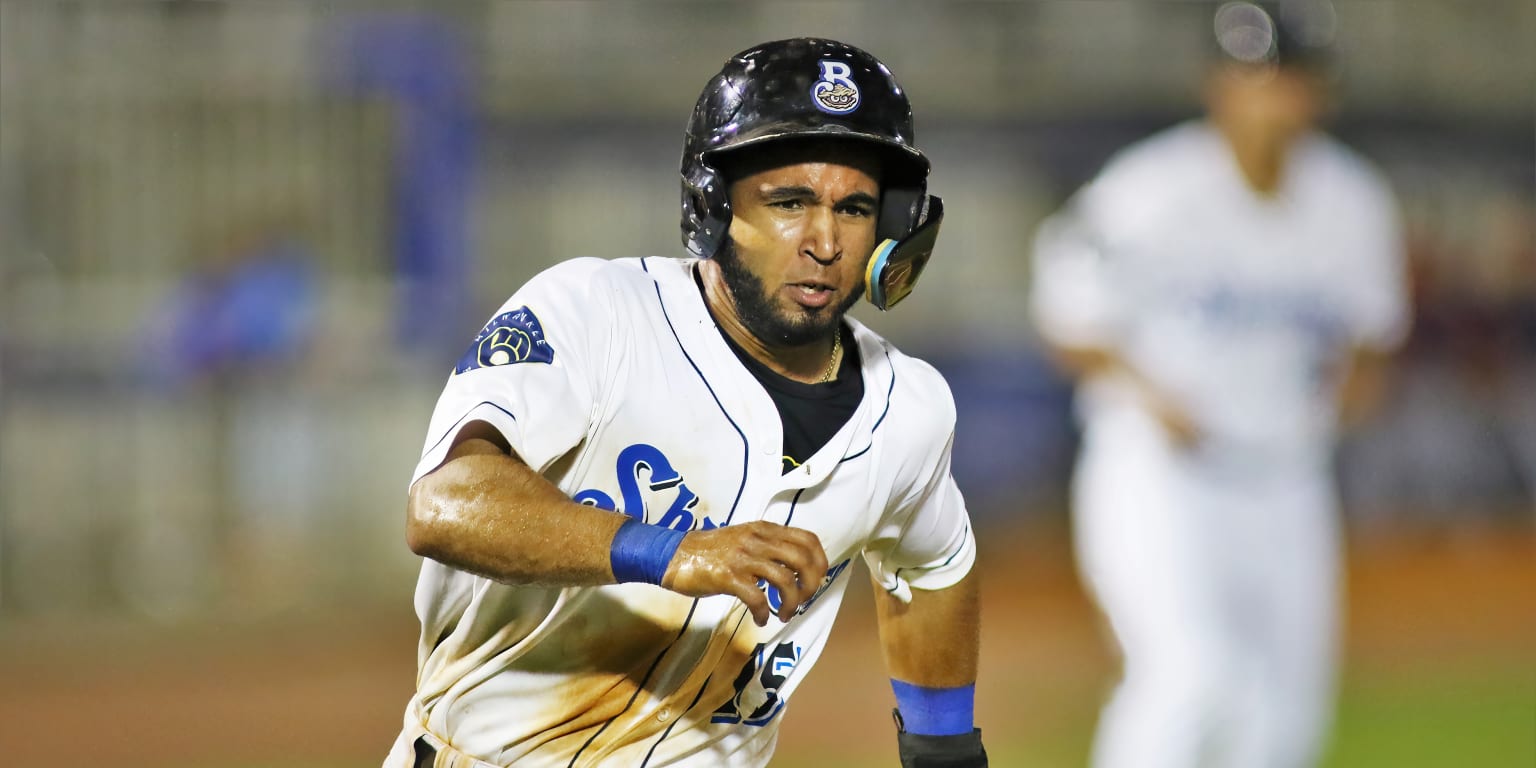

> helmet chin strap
[864,196,943,311]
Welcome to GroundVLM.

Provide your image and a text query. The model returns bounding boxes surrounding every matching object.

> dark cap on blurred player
[1211,0,1337,72]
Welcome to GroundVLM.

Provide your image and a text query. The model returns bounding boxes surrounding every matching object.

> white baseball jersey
[386,256,976,768]
[1032,120,1408,469]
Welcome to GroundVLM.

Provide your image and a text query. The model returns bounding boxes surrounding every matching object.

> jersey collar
[646,257,895,489]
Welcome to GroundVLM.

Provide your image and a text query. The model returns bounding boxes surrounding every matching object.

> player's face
[1208,64,1326,146]
[719,147,881,347]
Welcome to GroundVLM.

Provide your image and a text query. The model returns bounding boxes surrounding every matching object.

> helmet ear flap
[865,195,943,311]
[682,168,731,259]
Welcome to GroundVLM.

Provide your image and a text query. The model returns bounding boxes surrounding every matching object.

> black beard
[714,239,864,347]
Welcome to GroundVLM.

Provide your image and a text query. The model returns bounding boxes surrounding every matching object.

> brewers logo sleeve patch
[454,306,556,373]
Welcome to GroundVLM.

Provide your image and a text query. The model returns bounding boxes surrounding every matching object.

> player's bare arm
[873,570,988,766]
[1336,345,1396,430]
[406,422,625,585]
[872,570,981,688]
[407,420,828,625]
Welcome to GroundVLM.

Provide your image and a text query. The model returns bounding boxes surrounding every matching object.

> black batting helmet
[680,38,934,263]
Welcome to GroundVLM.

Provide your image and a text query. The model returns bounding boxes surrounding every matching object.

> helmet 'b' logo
[811,60,860,114]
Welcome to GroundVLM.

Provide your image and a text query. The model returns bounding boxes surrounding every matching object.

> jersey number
[710,641,803,727]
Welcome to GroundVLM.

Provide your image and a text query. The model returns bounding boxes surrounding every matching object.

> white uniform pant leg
[1223,477,1341,768]
[1073,424,1241,768]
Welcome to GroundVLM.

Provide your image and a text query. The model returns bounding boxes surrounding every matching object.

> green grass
[1325,666,1536,768]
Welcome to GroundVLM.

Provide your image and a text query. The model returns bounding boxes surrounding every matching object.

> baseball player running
[384,38,987,768]
[1030,3,1408,767]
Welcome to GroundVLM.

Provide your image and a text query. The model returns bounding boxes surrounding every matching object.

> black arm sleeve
[894,710,988,768]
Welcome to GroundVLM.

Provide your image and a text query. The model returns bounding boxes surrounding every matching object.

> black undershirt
[696,272,864,473]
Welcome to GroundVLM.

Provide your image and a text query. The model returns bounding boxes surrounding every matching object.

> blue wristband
[891,680,975,736]
[609,518,687,586]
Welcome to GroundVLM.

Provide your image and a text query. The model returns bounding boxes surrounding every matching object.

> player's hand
[1118,364,1202,449]
[1134,384,1201,449]
[1152,398,1203,449]
[661,522,829,627]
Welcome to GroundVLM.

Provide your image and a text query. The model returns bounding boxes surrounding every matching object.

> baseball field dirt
[1,521,1530,767]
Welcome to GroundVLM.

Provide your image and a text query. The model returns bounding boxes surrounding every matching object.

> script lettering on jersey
[454,306,555,373]
[760,557,851,621]
[573,443,724,532]
[577,444,851,616]
[577,444,851,730]
[1193,284,1342,341]
[1192,284,1346,388]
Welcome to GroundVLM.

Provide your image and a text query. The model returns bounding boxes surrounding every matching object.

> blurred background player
[1029,2,1409,767]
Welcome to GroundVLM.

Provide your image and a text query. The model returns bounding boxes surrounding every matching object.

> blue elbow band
[891,680,975,736]
[609,518,686,586]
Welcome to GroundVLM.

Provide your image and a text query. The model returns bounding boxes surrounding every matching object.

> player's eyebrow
[758,186,879,211]
[759,184,818,203]
[835,191,879,211]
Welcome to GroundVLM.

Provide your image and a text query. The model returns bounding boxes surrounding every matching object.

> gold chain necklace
[818,328,842,384]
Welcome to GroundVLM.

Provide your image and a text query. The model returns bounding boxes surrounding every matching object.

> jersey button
[656,706,673,722]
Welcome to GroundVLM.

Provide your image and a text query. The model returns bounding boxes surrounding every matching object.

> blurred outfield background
[0,1,1531,766]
